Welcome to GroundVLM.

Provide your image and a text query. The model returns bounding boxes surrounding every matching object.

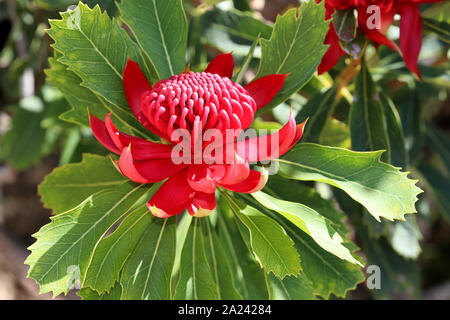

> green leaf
[216,203,269,299]
[252,191,361,265]
[380,92,407,169]
[319,118,351,149]
[266,273,316,300]
[422,17,450,44]
[26,183,148,296]
[336,189,421,299]
[415,164,450,222]
[1,107,46,170]
[350,61,390,162]
[296,86,337,143]
[389,215,422,260]
[120,216,176,300]
[34,0,76,10]
[78,283,122,300]
[47,3,154,136]
[201,218,242,299]
[266,175,349,235]
[46,55,151,138]
[332,9,356,42]
[277,143,423,222]
[201,7,272,42]
[118,0,187,80]
[38,154,127,214]
[254,1,328,112]
[425,123,450,171]
[243,194,364,299]
[174,217,220,300]
[233,36,259,84]
[400,87,424,166]
[221,193,301,279]
[83,204,153,294]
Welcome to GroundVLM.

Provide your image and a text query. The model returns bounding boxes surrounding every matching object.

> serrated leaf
[277,143,422,222]
[38,154,127,214]
[254,1,328,112]
[221,193,301,279]
[174,217,219,300]
[253,191,361,265]
[47,3,154,137]
[350,61,390,162]
[243,194,364,299]
[266,175,349,235]
[46,56,151,138]
[26,183,148,296]
[83,204,153,294]
[77,283,122,300]
[118,0,187,80]
[336,189,421,299]
[120,216,176,300]
[266,273,316,300]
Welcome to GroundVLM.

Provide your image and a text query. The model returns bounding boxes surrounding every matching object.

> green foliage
[278,143,422,222]
[38,154,127,214]
[255,1,328,112]
[118,0,187,80]
[13,0,446,301]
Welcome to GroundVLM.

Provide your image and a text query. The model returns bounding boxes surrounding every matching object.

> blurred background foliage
[0,0,448,299]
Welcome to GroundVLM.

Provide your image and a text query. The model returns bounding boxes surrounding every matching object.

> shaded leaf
[120,216,176,300]
[221,193,301,279]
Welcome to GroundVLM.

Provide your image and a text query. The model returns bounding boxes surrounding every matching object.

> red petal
[287,119,307,150]
[187,192,217,217]
[116,131,174,160]
[104,113,123,149]
[357,7,398,52]
[219,154,250,185]
[119,144,187,184]
[118,145,150,184]
[399,3,422,79]
[219,169,268,194]
[89,111,121,154]
[186,165,225,194]
[147,169,194,218]
[123,59,152,116]
[123,59,167,138]
[204,53,234,78]
[318,23,346,75]
[230,110,297,162]
[244,74,287,110]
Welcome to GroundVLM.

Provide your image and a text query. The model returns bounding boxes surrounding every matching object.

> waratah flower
[318,0,443,78]
[89,53,306,218]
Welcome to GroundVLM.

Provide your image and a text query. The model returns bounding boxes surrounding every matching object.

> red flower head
[318,0,443,78]
[89,53,306,218]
